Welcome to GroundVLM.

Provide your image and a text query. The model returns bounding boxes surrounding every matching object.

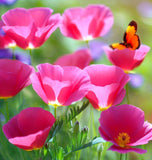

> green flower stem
[48,105,57,119]
[29,48,32,57]
[120,153,127,160]
[89,105,97,138]
[91,106,97,136]
[12,47,16,60]
[0,122,13,160]
[0,148,13,160]
[16,148,24,160]
[85,40,90,49]
[54,107,57,119]
[100,142,110,160]
[34,149,40,160]
[4,99,9,122]
[138,154,144,160]
[29,49,33,65]
[125,83,130,104]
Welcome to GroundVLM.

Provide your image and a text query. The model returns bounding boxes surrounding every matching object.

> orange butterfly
[110,20,140,50]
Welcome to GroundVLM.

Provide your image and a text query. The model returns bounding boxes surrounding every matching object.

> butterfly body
[110,20,140,50]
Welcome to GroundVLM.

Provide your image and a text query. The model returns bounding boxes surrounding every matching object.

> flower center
[27,43,35,50]
[98,104,112,111]
[115,132,130,148]
[48,100,62,108]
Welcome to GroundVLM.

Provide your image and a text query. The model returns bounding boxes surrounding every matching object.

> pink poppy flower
[99,104,152,154]
[0,20,16,48]
[0,59,34,99]
[54,48,92,69]
[60,4,113,41]
[104,45,150,73]
[1,7,61,49]
[30,63,90,107]
[84,65,129,111]
[3,107,56,151]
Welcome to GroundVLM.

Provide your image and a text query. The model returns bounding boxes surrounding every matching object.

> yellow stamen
[97,104,112,111]
[0,96,12,99]
[26,146,42,151]
[124,70,135,74]
[115,132,130,148]
[48,100,62,108]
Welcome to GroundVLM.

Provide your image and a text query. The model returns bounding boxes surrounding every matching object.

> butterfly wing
[124,20,140,50]
[110,20,140,50]
[110,43,126,50]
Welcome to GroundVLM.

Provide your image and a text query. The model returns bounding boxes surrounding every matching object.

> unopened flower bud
[73,121,79,135]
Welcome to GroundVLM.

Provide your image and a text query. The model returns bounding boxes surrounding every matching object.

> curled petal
[104,45,150,72]
[84,64,129,109]
[99,104,152,154]
[54,49,92,69]
[0,59,34,98]
[60,4,113,40]
[109,145,147,154]
[3,107,55,150]
[31,64,90,107]
[2,8,61,49]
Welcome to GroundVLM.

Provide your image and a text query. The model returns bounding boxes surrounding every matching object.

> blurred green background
[0,0,152,159]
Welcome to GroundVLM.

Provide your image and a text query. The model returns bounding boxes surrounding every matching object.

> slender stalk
[4,99,9,122]
[29,49,33,65]
[100,142,110,160]
[120,153,127,160]
[98,151,101,160]
[12,47,16,60]
[89,105,97,138]
[125,83,130,104]
[138,154,144,160]
[85,40,90,49]
[54,107,57,119]
[0,148,13,160]
[34,149,40,160]
[54,106,57,159]
[48,105,57,120]
[29,48,32,57]
[91,106,97,136]
[87,105,97,159]
[97,144,102,160]
[17,148,25,160]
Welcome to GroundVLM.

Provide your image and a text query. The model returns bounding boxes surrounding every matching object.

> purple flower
[0,49,31,65]
[0,28,5,36]
[89,40,107,61]
[137,2,152,18]
[15,52,31,65]
[129,74,144,88]
[0,113,5,124]
[0,49,13,59]
[0,0,17,5]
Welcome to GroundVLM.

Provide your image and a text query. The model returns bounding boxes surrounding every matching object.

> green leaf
[65,100,89,123]
[43,147,48,157]
[47,119,63,141]
[92,137,106,145]
[64,137,105,157]
[47,100,90,141]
